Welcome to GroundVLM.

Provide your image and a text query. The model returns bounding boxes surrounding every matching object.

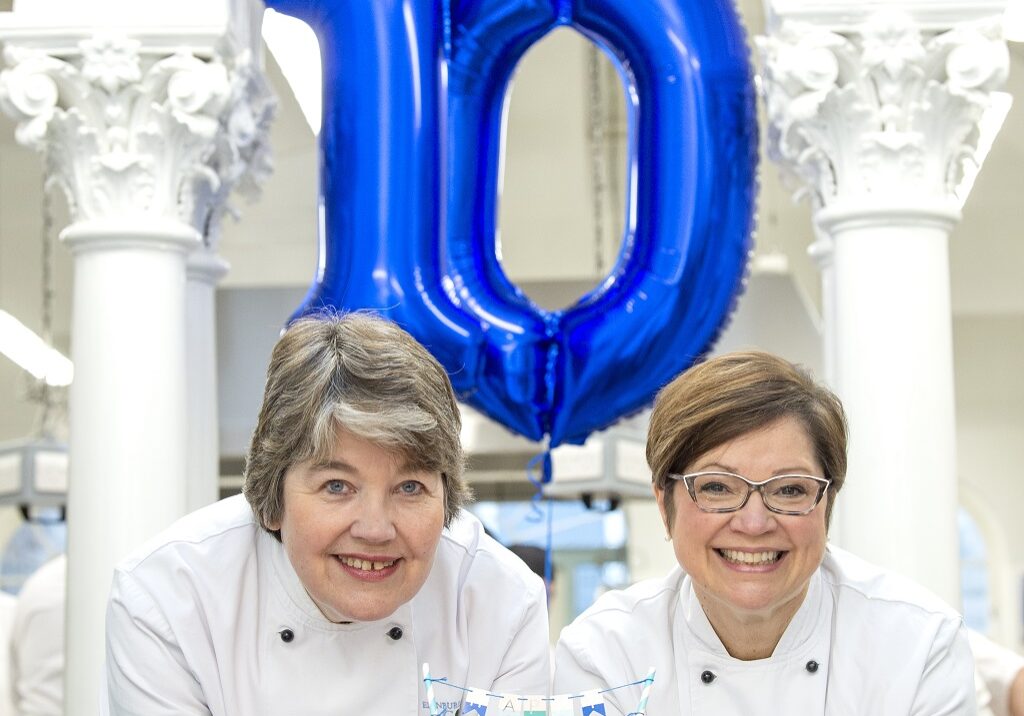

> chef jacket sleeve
[553,626,628,716]
[488,576,551,696]
[104,569,211,716]
[911,619,978,716]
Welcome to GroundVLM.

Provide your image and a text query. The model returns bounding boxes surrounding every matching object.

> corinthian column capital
[758,7,1009,210]
[0,22,274,246]
[189,49,275,248]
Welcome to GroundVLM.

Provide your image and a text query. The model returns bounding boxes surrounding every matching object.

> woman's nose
[350,498,397,542]
[729,490,776,534]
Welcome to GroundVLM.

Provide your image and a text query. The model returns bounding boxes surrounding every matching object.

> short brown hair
[243,312,469,535]
[647,351,847,526]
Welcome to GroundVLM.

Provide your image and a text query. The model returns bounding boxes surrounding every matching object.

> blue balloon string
[544,497,553,595]
[526,450,554,601]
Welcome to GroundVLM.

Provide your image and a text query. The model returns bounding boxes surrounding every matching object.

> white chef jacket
[9,554,65,716]
[104,495,550,716]
[555,546,976,715]
[0,588,16,715]
[969,629,1024,716]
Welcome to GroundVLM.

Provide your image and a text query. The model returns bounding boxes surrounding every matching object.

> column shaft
[63,224,195,713]
[823,206,960,605]
[185,250,230,512]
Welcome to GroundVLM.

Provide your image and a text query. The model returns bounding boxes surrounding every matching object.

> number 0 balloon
[266,0,757,447]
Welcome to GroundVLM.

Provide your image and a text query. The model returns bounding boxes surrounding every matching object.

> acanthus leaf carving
[0,47,64,148]
[187,48,277,248]
[0,32,276,241]
[758,10,1009,209]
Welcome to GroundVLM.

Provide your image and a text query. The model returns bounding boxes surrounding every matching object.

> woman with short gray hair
[104,312,550,715]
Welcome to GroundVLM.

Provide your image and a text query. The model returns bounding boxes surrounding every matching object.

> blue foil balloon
[267,0,756,447]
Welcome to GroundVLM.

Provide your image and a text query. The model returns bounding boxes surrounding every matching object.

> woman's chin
[312,594,399,623]
[712,590,776,616]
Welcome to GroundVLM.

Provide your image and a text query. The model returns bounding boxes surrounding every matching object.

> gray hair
[243,311,469,535]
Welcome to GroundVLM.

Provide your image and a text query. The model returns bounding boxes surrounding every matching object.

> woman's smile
[334,554,402,582]
[336,554,399,573]
[715,548,787,570]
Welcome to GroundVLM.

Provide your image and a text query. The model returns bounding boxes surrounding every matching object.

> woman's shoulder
[115,494,260,577]
[561,567,685,644]
[553,569,684,700]
[433,510,546,598]
[821,547,975,711]
[108,496,265,642]
[822,545,962,622]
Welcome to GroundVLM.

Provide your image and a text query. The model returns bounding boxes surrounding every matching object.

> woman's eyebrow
[309,459,426,476]
[692,462,818,475]
[309,459,357,473]
[692,461,736,473]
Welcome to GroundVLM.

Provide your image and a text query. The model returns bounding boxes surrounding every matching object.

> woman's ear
[654,484,671,535]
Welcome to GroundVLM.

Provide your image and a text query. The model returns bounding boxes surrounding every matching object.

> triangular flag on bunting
[548,694,574,716]
[522,695,547,716]
[462,688,491,715]
[580,690,606,716]
[496,694,522,711]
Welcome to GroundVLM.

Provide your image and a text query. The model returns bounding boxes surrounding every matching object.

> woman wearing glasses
[554,351,975,714]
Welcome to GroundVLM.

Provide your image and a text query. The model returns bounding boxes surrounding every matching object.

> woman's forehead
[688,416,819,470]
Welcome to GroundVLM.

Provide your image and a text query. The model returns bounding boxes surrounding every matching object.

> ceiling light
[0,310,73,387]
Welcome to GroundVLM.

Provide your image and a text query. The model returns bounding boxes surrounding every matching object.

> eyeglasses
[667,471,832,515]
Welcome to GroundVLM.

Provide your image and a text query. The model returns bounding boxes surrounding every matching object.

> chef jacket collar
[258,528,414,633]
[678,565,825,660]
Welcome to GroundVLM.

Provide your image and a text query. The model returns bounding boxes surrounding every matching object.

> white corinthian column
[759,2,1010,607]
[0,2,274,712]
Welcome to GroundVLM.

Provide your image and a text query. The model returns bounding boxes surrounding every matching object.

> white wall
[955,315,1024,649]
[217,286,306,458]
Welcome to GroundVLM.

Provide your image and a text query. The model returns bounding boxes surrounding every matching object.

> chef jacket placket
[257,531,421,714]
[675,572,833,714]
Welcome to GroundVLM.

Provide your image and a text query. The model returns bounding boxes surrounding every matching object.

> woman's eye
[700,481,730,494]
[325,480,348,495]
[398,480,424,496]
